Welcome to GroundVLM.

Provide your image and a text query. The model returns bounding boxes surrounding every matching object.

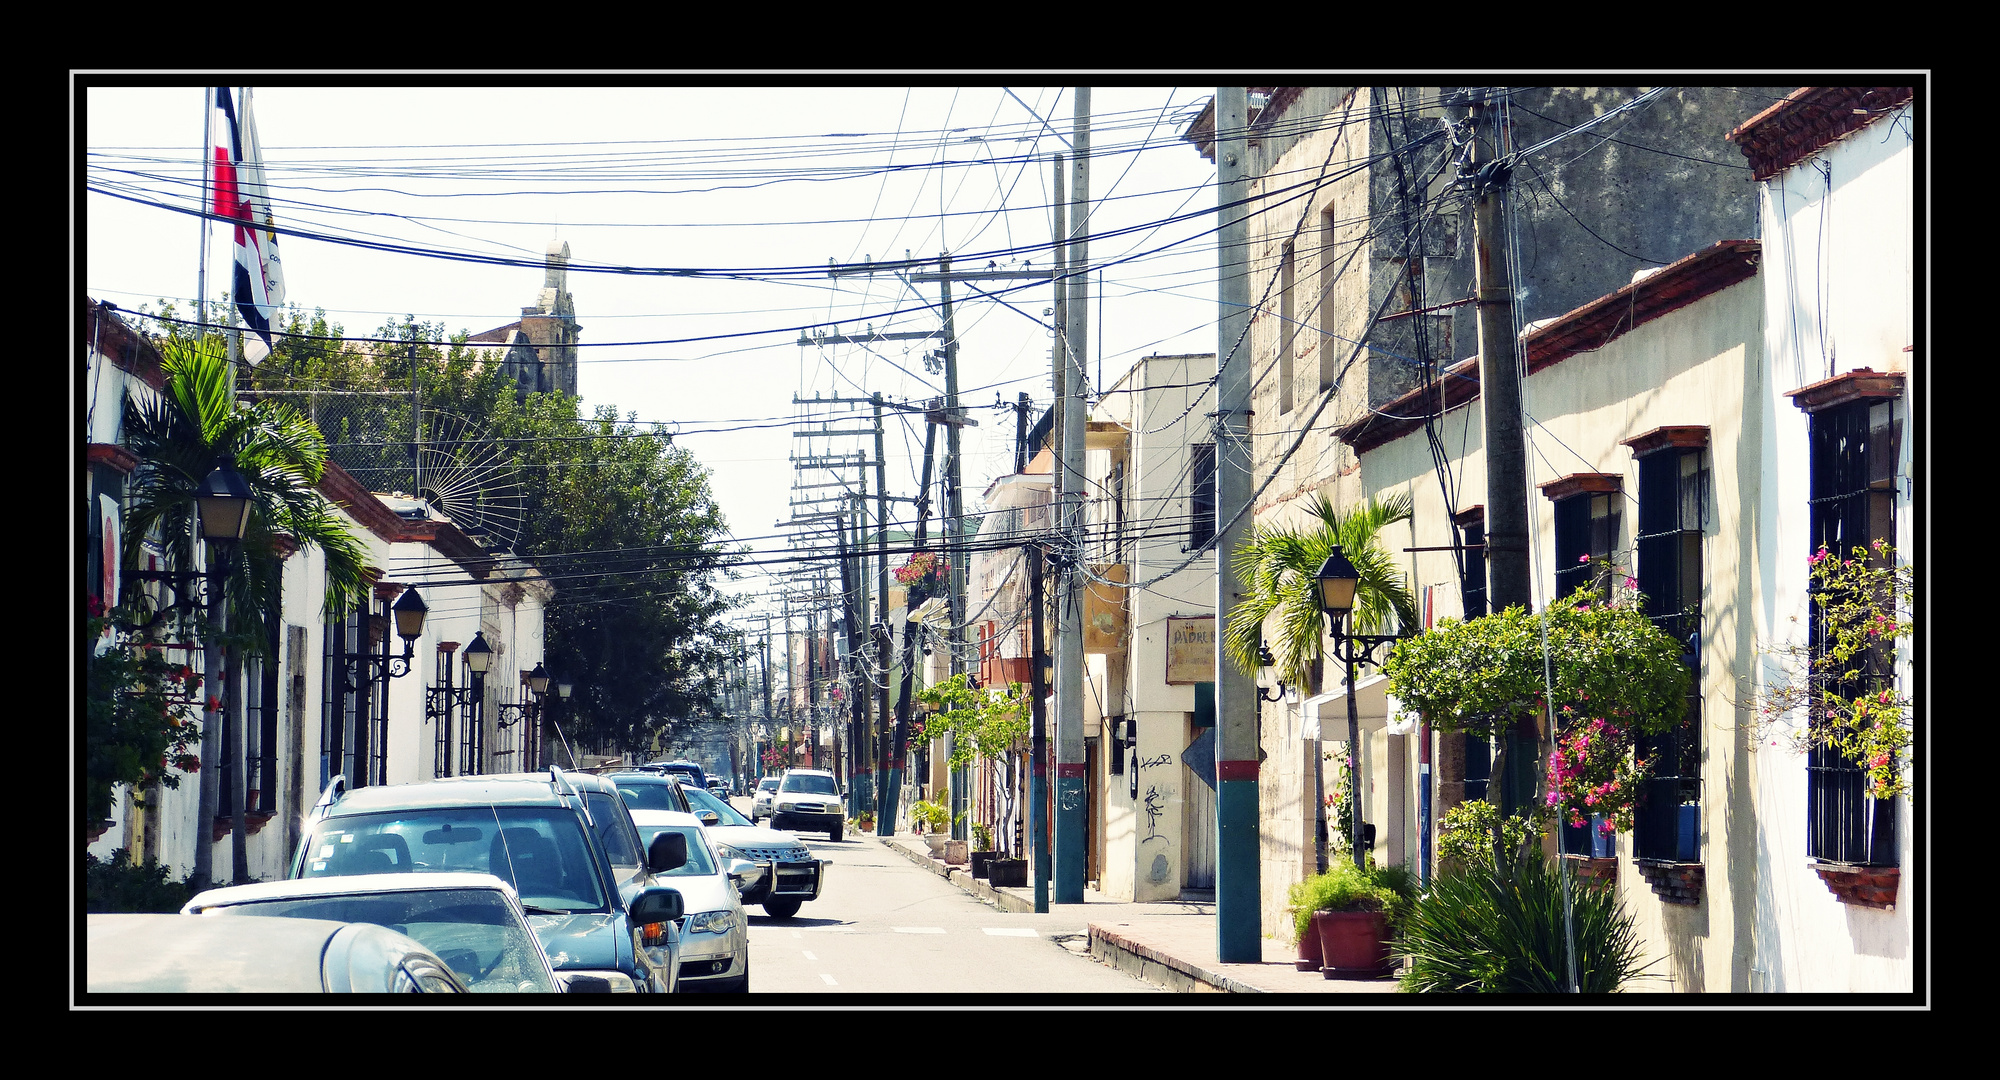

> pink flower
[1597,821,1616,836]
[1869,753,1890,769]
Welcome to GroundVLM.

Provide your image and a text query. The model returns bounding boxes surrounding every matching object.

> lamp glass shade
[557,681,574,699]
[196,457,255,542]
[528,662,551,695]
[463,632,494,675]
[391,587,428,641]
[1314,548,1360,616]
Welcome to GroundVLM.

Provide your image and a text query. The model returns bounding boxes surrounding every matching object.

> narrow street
[744,828,1159,995]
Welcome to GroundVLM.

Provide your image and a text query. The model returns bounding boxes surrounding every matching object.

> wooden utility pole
[1467,91,1537,818]
[884,418,937,834]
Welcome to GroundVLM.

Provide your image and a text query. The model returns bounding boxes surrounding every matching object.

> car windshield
[782,773,839,796]
[758,780,778,793]
[632,825,716,878]
[301,807,609,914]
[680,783,752,827]
[199,888,557,993]
[612,779,688,813]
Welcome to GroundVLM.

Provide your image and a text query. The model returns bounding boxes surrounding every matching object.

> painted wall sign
[1165,615,1216,685]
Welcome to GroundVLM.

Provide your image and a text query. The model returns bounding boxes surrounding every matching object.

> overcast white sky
[80,82,1227,624]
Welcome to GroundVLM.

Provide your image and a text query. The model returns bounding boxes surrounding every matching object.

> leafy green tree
[1224,492,1419,692]
[917,675,1030,856]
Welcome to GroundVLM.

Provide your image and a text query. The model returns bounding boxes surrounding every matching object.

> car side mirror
[647,831,688,874]
[563,973,613,993]
[696,811,719,826]
[628,886,684,925]
[726,858,762,895]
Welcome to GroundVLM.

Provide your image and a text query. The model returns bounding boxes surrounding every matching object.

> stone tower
[469,239,581,399]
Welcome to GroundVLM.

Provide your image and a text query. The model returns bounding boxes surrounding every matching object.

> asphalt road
[743,827,1161,996]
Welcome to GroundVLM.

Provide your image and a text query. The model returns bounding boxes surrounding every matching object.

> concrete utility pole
[1055,88,1090,903]
[1028,542,1050,913]
[1213,86,1261,962]
[1467,91,1537,817]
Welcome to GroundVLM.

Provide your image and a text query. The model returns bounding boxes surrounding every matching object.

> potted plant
[911,798,952,856]
[1297,859,1416,980]
[969,822,996,879]
[895,551,951,605]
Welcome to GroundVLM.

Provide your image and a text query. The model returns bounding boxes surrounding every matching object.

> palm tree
[1224,491,1417,873]
[1224,491,1418,693]
[119,340,371,888]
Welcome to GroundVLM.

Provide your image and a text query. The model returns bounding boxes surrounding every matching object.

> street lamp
[130,456,254,629]
[1315,546,1403,870]
[497,661,555,770]
[1255,644,1285,702]
[427,631,492,777]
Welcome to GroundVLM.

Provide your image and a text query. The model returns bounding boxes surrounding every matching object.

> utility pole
[1213,86,1262,962]
[1054,88,1090,904]
[904,256,1047,843]
[874,393,890,821]
[884,417,937,834]
[1042,149,1065,906]
[1467,90,1537,819]
[1029,541,1051,913]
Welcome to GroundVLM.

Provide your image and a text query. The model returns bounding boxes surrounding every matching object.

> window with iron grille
[1632,447,1706,862]
[1551,483,1621,855]
[1189,443,1217,550]
[1552,489,1620,603]
[1805,397,1899,865]
[1455,510,1486,620]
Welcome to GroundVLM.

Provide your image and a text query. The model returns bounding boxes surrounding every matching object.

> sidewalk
[871,832,1400,995]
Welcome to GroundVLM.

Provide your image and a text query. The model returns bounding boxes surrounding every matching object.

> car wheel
[763,896,803,919]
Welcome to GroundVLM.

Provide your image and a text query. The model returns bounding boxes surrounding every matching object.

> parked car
[646,759,708,790]
[87,912,468,993]
[603,768,695,814]
[707,777,732,798]
[627,809,753,992]
[183,872,561,993]
[678,782,824,918]
[770,768,846,841]
[292,769,688,993]
[751,777,780,822]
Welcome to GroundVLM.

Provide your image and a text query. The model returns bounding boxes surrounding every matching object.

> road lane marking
[893,926,946,934]
[803,951,817,960]
[820,973,838,985]
[804,925,853,932]
[982,928,1038,937]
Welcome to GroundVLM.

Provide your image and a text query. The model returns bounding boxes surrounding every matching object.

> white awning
[1302,673,1408,741]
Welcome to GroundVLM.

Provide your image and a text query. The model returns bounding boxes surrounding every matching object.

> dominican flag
[210,87,285,365]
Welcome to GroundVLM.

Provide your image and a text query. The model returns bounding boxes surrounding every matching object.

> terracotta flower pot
[1313,908,1394,980]
[1294,916,1324,972]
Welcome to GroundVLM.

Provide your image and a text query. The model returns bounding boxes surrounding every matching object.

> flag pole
[198,87,214,340]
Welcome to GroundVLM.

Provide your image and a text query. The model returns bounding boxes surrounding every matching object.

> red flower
[87,595,106,617]
[204,696,223,712]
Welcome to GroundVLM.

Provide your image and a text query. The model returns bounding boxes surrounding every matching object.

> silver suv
[769,769,845,842]
[751,778,780,822]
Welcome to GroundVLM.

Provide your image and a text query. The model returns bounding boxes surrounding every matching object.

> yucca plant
[1395,855,1655,993]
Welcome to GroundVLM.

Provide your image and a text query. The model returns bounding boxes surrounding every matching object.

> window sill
[1559,854,1618,885]
[1810,861,1900,910]
[1632,859,1704,905]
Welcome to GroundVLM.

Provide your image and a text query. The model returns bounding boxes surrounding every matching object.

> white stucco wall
[1747,103,1914,994]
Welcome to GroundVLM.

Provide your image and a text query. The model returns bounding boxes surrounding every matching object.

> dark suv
[293,768,690,993]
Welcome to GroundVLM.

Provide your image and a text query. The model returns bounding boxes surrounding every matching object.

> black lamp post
[497,660,553,770]
[426,631,491,777]
[1315,546,1403,871]
[1255,644,1285,702]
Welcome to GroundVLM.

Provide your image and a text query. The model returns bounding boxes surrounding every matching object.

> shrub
[1286,858,1415,942]
[1395,855,1654,993]
[1437,798,1542,874]
[85,849,195,914]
